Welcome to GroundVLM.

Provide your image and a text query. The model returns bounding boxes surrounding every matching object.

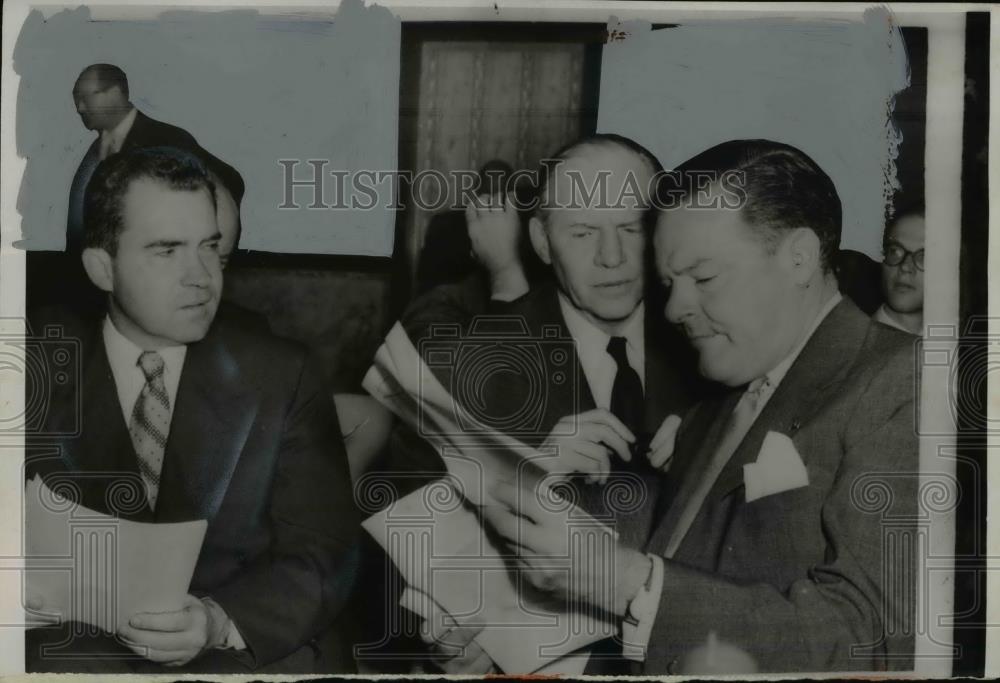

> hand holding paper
[402,587,497,675]
[23,476,207,637]
[482,478,644,618]
[118,594,215,666]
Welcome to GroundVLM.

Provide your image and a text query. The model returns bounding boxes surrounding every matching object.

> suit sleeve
[645,349,918,673]
[209,351,361,667]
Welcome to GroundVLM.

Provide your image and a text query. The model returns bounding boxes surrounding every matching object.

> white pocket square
[743,431,809,502]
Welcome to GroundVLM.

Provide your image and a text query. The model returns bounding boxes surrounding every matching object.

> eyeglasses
[883,242,924,271]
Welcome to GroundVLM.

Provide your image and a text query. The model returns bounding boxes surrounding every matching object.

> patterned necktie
[129,351,171,510]
[663,377,770,558]
[607,336,645,461]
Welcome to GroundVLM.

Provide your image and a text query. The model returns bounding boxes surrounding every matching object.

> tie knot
[137,351,165,382]
[607,336,629,364]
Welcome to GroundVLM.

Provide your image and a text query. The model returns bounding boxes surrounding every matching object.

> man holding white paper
[26,148,358,673]
[407,134,703,674]
[481,139,918,673]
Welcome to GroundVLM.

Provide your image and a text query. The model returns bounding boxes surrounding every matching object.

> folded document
[23,475,207,633]
[362,322,615,673]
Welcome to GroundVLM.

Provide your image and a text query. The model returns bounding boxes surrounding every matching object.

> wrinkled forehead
[545,145,655,212]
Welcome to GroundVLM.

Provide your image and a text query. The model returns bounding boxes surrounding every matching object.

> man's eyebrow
[200,232,222,243]
[144,239,186,249]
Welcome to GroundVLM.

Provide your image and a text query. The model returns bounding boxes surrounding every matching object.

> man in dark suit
[67,64,244,256]
[406,134,702,674]
[26,148,358,673]
[480,140,917,673]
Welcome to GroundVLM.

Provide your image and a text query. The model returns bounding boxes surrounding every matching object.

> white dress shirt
[622,292,843,661]
[873,303,914,334]
[103,316,187,426]
[101,316,247,651]
[98,106,137,160]
[558,294,645,408]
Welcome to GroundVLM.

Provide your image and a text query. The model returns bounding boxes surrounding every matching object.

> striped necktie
[129,351,171,510]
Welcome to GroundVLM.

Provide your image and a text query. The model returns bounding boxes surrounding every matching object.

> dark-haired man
[67,64,244,256]
[876,209,925,335]
[480,139,918,673]
[27,148,358,674]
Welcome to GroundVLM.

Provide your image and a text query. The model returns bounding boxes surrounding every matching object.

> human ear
[528,216,552,265]
[784,227,822,285]
[81,247,114,292]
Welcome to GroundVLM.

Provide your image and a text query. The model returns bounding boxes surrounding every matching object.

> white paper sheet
[23,476,207,634]
[366,485,610,673]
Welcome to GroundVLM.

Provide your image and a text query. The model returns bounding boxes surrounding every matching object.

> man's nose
[899,253,916,274]
[75,99,86,114]
[664,281,695,325]
[595,228,625,268]
[182,251,214,287]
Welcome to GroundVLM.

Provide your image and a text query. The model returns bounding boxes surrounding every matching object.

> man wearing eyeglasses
[875,209,924,335]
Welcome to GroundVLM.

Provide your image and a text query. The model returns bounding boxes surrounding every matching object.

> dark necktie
[607,336,644,447]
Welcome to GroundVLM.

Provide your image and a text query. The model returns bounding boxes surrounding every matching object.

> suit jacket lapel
[528,285,596,427]
[63,322,152,520]
[154,324,258,523]
[707,298,869,500]
[648,298,872,556]
[647,390,738,553]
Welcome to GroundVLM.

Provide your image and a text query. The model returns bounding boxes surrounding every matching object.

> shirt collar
[874,303,911,333]
[102,315,187,378]
[102,106,137,148]
[557,292,644,358]
[758,291,843,392]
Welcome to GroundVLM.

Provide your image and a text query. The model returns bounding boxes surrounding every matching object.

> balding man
[408,134,705,675]
[67,63,244,256]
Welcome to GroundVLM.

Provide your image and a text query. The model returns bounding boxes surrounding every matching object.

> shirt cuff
[200,597,247,651]
[225,620,248,650]
[621,553,664,662]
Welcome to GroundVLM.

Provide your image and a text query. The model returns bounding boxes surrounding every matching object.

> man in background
[67,63,244,255]
[875,207,925,335]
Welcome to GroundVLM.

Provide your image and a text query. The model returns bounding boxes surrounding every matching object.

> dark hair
[664,139,842,272]
[83,147,216,254]
[475,159,514,197]
[885,195,924,240]
[534,133,663,229]
[80,63,129,98]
